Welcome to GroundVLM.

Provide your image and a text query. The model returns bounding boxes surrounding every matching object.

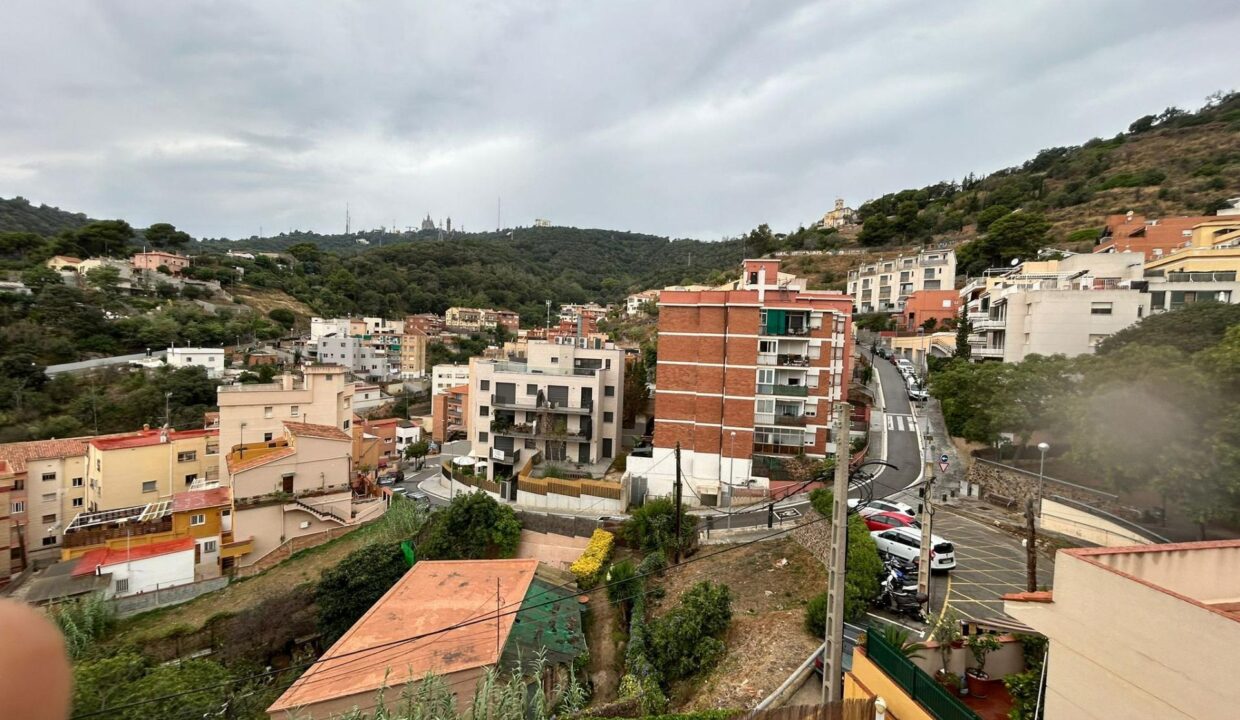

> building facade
[847,249,956,313]
[132,251,190,274]
[468,341,625,484]
[963,253,1147,362]
[1006,541,1240,719]
[444,307,520,334]
[215,365,355,462]
[166,347,225,378]
[816,197,857,229]
[432,363,471,396]
[627,259,854,505]
[899,289,960,331]
[626,290,660,316]
[85,428,219,513]
[432,385,469,444]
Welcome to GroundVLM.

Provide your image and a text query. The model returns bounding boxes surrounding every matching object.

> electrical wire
[71,511,833,720]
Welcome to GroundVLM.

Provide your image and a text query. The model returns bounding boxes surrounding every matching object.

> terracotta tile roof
[1002,590,1054,604]
[0,436,100,473]
[172,486,231,512]
[72,537,196,576]
[268,558,539,713]
[227,446,296,474]
[90,428,217,451]
[1097,214,1213,260]
[283,421,351,442]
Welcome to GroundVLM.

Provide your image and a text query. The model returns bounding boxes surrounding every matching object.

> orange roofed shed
[268,558,540,718]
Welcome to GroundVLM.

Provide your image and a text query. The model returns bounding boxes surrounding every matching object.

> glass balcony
[756,384,809,397]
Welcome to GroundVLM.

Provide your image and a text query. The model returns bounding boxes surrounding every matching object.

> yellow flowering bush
[571,528,615,587]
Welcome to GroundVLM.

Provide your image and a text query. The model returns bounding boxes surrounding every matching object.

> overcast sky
[1,1,1237,241]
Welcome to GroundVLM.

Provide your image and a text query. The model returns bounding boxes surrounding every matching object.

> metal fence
[866,628,980,720]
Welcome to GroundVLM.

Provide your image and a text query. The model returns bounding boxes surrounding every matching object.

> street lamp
[1036,442,1050,512]
[727,431,736,508]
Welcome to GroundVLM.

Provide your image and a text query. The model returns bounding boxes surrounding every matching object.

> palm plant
[880,624,928,661]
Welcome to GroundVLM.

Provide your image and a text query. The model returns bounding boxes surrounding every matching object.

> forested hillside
[0,196,94,236]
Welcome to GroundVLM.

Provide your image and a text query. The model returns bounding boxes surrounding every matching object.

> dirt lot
[120,527,372,643]
[651,537,826,711]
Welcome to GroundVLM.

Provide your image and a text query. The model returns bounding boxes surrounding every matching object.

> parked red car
[863,510,922,532]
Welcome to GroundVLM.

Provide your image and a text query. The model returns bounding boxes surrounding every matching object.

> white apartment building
[361,317,404,335]
[316,336,398,380]
[310,317,352,345]
[626,290,660,316]
[962,252,1148,362]
[468,341,625,484]
[432,363,472,396]
[847,249,957,313]
[166,347,225,378]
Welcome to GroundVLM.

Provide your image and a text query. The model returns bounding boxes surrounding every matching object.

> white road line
[865,612,927,637]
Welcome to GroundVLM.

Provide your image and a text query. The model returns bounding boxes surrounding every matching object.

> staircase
[286,498,348,525]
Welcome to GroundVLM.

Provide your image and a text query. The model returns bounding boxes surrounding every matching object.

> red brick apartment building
[1095,211,1214,261]
[627,259,854,505]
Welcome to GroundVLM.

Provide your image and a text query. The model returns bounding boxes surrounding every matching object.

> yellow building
[85,428,218,513]
[1143,217,1240,274]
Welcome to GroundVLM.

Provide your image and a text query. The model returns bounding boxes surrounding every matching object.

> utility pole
[1025,498,1038,592]
[917,430,935,600]
[673,442,683,563]
[822,401,851,703]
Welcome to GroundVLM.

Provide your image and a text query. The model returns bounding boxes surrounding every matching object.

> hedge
[570,529,615,587]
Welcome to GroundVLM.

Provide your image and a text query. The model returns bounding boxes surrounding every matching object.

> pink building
[133,251,190,275]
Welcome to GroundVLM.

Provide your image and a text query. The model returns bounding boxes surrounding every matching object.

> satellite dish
[1010,258,1021,266]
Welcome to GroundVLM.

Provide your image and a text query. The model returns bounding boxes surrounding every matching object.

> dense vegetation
[0,196,93,236]
[931,303,1240,533]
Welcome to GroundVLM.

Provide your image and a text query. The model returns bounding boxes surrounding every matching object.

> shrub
[571,529,615,587]
[620,498,696,557]
[649,581,733,681]
[804,514,883,627]
[620,589,667,714]
[607,558,639,610]
[809,488,833,517]
[420,490,522,560]
[52,592,116,660]
[637,549,667,577]
[804,592,828,636]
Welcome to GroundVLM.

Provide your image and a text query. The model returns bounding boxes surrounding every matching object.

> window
[480,405,490,417]
[264,406,274,418]
[755,398,775,414]
[604,385,615,397]
[480,380,490,391]
[263,432,274,442]
[203,540,217,553]
[142,481,157,493]
[550,357,559,363]
[190,514,205,526]
[42,514,56,524]
[604,411,614,423]
[343,419,350,430]
[290,405,300,417]
[11,502,24,514]
[71,477,83,487]
[526,383,537,395]
[177,451,197,462]
[42,537,57,547]
[479,431,489,442]
[185,474,197,485]
[344,398,350,408]
[758,340,776,354]
[72,498,83,508]
[42,493,56,503]
[96,458,101,471]
[115,579,129,594]
[38,471,58,482]
[1090,302,1113,315]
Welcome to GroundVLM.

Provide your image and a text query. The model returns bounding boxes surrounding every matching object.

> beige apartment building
[1005,540,1240,719]
[216,365,355,461]
[962,252,1148,362]
[469,341,625,484]
[84,428,218,513]
[847,248,956,313]
[226,421,379,565]
[444,306,520,334]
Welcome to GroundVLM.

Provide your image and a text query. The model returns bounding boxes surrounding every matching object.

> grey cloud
[1,0,1238,240]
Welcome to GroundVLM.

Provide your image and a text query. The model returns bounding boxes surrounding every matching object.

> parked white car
[871,526,957,572]
[907,385,929,402]
[850,498,918,517]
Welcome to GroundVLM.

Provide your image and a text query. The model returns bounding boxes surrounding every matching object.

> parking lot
[928,510,1055,620]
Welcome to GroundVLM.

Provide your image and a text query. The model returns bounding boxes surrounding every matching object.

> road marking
[865,612,926,636]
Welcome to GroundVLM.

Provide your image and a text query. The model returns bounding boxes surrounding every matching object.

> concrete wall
[104,548,196,597]
[113,576,229,617]
[1007,550,1240,720]
[514,529,589,570]
[1040,498,1154,547]
[232,437,351,500]
[232,491,352,566]
[1002,289,1150,362]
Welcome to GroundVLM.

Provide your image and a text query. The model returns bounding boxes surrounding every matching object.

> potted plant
[928,607,963,688]
[964,633,1003,698]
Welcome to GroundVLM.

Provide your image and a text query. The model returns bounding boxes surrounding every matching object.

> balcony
[753,442,806,456]
[757,353,812,367]
[491,394,594,414]
[488,447,516,463]
[773,414,808,427]
[973,346,1005,358]
[492,361,597,377]
[973,316,1005,331]
[220,536,253,559]
[967,312,987,324]
[756,384,809,397]
[490,420,589,441]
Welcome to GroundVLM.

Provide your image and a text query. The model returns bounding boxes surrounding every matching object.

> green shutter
[765,309,786,335]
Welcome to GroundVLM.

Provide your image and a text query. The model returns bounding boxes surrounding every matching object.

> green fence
[866,628,981,720]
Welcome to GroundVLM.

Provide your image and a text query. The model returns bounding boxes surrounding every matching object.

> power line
[71,512,833,719]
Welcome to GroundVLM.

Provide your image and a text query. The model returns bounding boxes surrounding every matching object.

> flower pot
[965,669,1001,698]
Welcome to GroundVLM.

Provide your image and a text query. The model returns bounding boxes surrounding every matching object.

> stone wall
[791,509,832,567]
[113,576,229,618]
[515,510,604,539]
[966,458,1120,512]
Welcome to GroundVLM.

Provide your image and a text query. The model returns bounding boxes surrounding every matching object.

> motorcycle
[873,557,929,622]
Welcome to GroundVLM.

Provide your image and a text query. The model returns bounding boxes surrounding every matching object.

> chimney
[281,373,294,391]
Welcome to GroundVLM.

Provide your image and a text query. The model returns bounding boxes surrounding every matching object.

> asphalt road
[398,439,471,505]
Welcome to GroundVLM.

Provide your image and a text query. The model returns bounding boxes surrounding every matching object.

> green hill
[0,196,94,236]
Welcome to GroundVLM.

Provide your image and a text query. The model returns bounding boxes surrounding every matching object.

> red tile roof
[227,446,296,474]
[0,436,108,473]
[1096,214,1212,260]
[1002,590,1054,604]
[72,537,196,576]
[172,486,231,512]
[269,558,539,713]
[283,421,351,441]
[90,428,217,451]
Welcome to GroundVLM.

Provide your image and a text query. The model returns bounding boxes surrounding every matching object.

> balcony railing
[756,384,809,397]
[866,628,981,720]
[973,346,1004,358]
[973,317,1005,331]
[760,325,811,337]
[752,442,806,456]
[491,394,594,414]
[491,421,588,440]
[773,414,808,427]
[492,361,597,377]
